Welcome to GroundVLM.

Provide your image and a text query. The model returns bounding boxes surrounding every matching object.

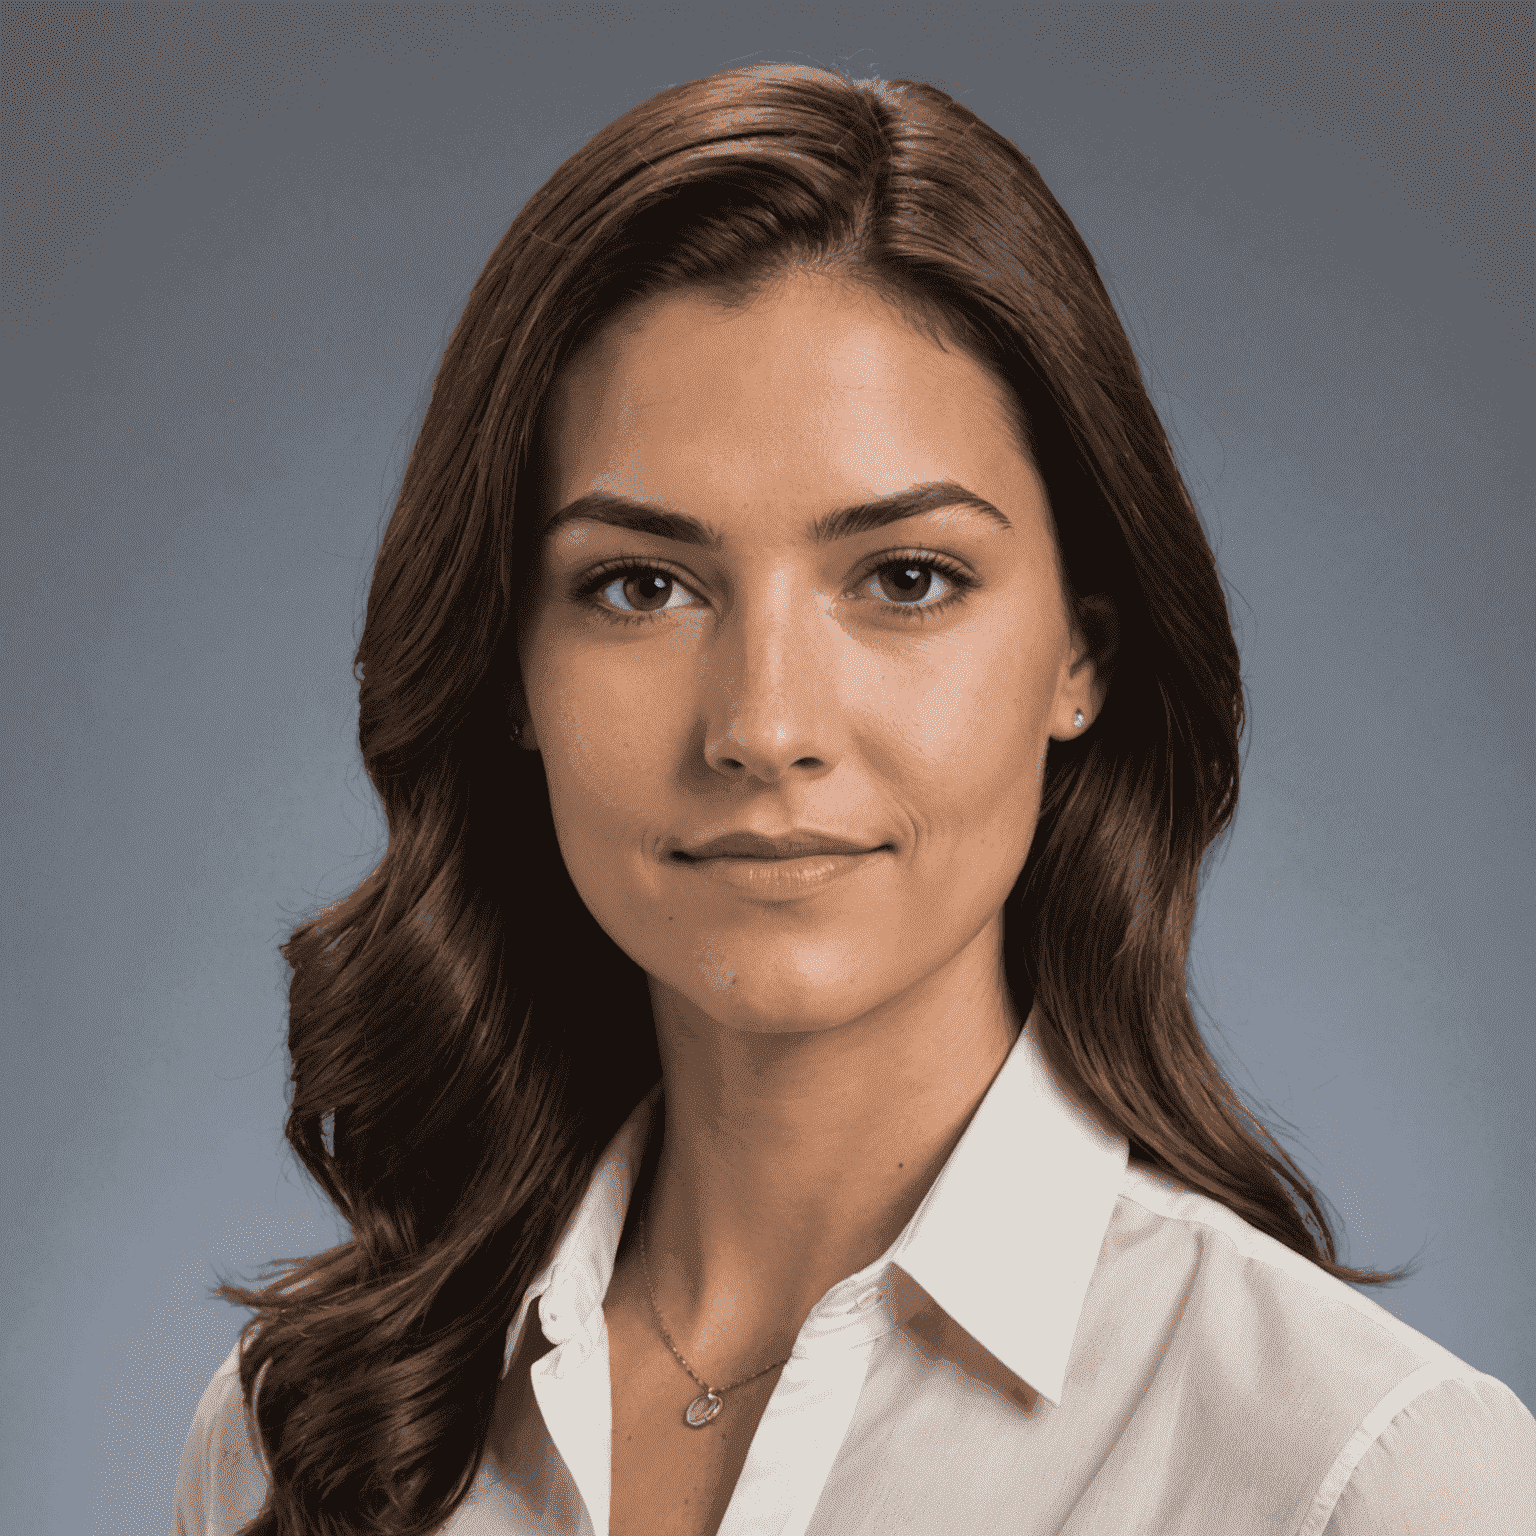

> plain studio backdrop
[2,3,1531,1531]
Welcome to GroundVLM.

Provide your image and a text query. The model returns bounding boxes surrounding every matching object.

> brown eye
[595,568,692,614]
[621,571,674,611]
[855,555,975,618]
[875,563,936,603]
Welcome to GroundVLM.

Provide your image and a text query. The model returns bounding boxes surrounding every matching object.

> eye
[856,555,975,615]
[579,563,701,619]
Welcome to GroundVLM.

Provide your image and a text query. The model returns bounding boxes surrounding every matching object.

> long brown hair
[216,63,1418,1536]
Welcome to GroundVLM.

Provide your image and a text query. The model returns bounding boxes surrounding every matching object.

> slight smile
[669,840,893,901]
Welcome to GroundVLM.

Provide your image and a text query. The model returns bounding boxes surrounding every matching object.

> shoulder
[1098,1163,1534,1531]
[1110,1161,1477,1383]
[1318,1369,1536,1534]
[172,1341,271,1536]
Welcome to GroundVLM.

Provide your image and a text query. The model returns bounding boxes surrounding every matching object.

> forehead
[540,275,1034,531]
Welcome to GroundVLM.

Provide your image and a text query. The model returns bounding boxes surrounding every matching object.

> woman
[174,63,1533,1536]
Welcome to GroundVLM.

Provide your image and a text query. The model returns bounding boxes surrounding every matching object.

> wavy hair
[216,62,1418,1536]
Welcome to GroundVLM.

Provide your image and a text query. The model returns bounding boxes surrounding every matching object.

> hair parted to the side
[215,62,1419,1536]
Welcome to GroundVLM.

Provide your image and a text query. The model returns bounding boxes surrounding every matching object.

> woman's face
[518,272,1106,1037]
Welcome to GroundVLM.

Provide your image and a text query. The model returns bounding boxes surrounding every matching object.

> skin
[514,270,1114,1409]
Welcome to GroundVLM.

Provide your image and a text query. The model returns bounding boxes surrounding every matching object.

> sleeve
[171,1343,271,1536]
[1320,1371,1536,1535]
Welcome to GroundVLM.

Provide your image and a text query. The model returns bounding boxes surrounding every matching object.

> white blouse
[174,1018,1534,1535]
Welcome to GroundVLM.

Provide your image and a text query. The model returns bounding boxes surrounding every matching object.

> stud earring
[1072,710,1085,729]
[510,721,523,745]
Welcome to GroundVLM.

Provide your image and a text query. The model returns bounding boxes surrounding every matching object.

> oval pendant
[684,1390,723,1427]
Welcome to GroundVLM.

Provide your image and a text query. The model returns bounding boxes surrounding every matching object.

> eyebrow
[539,480,1012,550]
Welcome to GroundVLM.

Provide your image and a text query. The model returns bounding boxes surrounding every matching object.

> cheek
[857,623,1059,841]
[529,648,678,955]
[526,621,708,918]
[537,649,669,820]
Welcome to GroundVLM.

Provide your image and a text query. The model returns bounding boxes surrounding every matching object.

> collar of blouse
[503,1010,1130,1410]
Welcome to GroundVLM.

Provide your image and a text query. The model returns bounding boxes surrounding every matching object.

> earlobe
[507,689,538,751]
[1049,703,1089,743]
[507,674,540,751]
[1051,594,1118,741]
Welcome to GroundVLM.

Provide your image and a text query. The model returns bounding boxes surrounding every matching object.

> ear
[1050,593,1119,741]
[507,677,542,752]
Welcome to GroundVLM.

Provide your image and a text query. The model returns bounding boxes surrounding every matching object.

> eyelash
[571,551,980,627]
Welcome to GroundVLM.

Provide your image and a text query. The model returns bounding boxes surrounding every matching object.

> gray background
[2,3,1531,1530]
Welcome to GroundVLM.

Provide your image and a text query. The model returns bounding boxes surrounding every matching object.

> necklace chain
[637,1204,792,1413]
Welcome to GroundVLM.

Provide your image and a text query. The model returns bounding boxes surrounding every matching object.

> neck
[633,914,1024,1369]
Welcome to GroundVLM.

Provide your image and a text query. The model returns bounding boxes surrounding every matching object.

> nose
[701,583,836,784]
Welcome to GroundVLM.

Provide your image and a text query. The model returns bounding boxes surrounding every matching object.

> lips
[672,830,886,860]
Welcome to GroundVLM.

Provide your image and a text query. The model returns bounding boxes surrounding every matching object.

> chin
[658,936,904,1036]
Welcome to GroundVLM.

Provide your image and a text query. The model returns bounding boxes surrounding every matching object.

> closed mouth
[671,833,888,861]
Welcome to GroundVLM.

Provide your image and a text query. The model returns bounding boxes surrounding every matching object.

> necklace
[637,1204,792,1428]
